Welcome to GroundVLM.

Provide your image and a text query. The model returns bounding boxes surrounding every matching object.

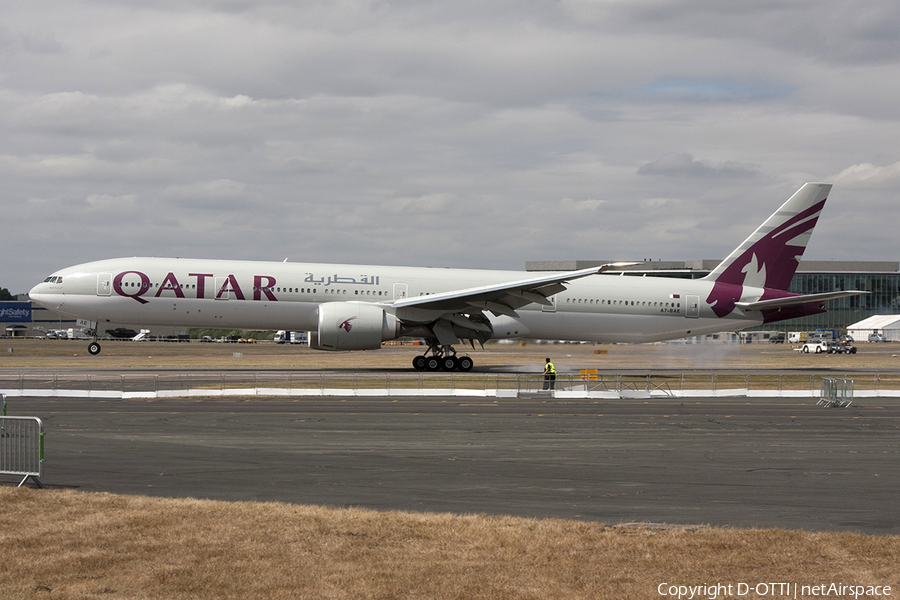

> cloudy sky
[3,0,900,294]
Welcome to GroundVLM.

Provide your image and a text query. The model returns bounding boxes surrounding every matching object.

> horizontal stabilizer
[735,290,868,311]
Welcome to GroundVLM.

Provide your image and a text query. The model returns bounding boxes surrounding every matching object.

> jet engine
[309,302,401,351]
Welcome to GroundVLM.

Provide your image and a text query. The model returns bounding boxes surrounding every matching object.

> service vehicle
[826,340,857,354]
[274,330,309,344]
[796,341,829,354]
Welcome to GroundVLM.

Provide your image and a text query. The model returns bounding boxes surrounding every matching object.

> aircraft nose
[29,283,50,307]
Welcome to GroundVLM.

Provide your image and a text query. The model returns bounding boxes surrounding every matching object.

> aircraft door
[393,283,408,301]
[685,295,700,318]
[97,273,112,296]
[542,294,557,313]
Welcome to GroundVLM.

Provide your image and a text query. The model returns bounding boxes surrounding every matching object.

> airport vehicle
[789,330,833,343]
[798,341,828,354]
[768,332,786,344]
[274,330,309,344]
[826,340,857,354]
[29,183,867,371]
[868,332,888,342]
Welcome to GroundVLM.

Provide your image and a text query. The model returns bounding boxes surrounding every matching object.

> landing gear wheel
[457,356,474,372]
[425,356,442,371]
[412,355,427,371]
[440,355,459,371]
[88,342,101,356]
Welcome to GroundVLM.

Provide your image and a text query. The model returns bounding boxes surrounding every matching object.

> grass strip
[1,488,898,599]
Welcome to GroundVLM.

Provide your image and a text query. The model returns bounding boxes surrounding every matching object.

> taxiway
[5,393,898,534]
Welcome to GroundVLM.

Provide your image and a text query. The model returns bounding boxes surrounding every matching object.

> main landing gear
[88,342,102,355]
[412,344,474,372]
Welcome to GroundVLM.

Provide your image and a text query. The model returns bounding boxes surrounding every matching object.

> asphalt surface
[4,392,899,534]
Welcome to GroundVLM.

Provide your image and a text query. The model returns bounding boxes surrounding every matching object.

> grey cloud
[562,0,900,65]
[638,153,761,179]
[1,0,900,294]
[0,25,65,56]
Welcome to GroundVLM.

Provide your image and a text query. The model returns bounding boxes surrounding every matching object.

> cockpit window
[43,276,63,284]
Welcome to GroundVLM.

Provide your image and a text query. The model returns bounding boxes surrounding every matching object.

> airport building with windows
[526,260,900,334]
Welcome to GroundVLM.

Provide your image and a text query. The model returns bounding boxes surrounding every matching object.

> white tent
[847,315,900,342]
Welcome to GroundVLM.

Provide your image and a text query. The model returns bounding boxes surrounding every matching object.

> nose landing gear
[86,322,102,355]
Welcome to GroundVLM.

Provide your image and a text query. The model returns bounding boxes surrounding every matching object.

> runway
[5,393,899,534]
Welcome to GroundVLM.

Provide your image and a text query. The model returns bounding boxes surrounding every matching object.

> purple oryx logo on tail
[704,184,830,318]
[339,317,357,332]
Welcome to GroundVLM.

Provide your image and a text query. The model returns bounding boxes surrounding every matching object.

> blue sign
[0,302,32,323]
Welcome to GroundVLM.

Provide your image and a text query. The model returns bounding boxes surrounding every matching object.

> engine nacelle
[309,302,401,351]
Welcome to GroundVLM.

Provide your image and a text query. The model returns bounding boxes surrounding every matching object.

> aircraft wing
[390,262,639,318]
[735,290,869,311]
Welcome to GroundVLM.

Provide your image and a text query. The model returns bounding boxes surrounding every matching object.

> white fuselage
[29,257,763,344]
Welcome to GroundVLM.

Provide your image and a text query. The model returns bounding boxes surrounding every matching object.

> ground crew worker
[543,358,556,390]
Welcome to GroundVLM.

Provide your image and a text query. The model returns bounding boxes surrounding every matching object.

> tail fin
[703,182,831,291]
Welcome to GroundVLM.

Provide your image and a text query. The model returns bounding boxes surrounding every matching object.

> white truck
[789,330,833,344]
[795,341,828,354]
[274,330,308,344]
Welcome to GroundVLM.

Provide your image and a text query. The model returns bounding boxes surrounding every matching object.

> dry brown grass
[1,488,898,600]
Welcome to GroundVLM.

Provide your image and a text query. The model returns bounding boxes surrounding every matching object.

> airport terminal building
[526,260,900,334]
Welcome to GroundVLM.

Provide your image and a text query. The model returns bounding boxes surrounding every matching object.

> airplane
[33,326,69,340]
[29,182,866,371]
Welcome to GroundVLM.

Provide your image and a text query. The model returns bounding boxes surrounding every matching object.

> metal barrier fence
[1,371,899,398]
[0,416,44,487]
[818,378,854,408]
